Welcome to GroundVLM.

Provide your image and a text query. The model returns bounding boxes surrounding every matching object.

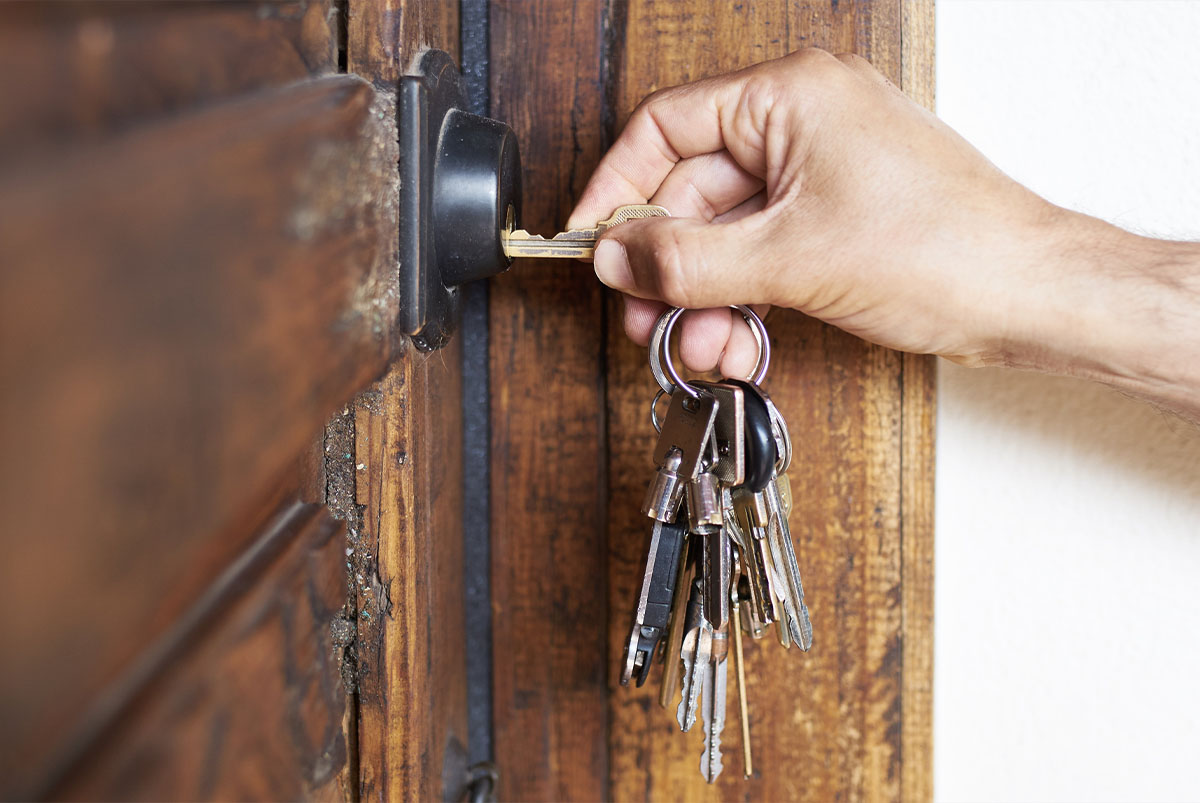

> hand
[568,49,1087,377]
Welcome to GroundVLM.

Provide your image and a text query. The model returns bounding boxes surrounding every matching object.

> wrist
[986,211,1200,418]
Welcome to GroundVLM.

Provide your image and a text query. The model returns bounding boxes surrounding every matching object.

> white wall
[935,3,1200,802]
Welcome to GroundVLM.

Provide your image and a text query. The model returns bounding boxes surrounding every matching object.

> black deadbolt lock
[399,49,522,349]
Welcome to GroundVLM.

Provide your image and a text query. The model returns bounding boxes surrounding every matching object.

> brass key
[502,203,669,259]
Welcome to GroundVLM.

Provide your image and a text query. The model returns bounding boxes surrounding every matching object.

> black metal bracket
[398,50,522,350]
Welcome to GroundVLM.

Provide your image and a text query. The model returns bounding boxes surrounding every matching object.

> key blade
[501,204,669,259]
[700,656,727,783]
[766,482,813,651]
[502,228,597,259]
[676,578,705,731]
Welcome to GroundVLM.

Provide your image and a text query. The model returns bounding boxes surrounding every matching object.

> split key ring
[648,305,771,399]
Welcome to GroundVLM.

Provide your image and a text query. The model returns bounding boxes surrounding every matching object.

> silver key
[643,389,719,522]
[700,629,728,783]
[676,577,711,732]
[724,487,773,637]
[693,380,746,486]
[688,467,730,632]
[765,474,812,651]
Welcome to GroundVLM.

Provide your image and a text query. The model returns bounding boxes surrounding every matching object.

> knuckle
[790,46,839,74]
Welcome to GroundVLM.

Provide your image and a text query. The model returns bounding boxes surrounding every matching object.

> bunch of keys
[619,305,813,784]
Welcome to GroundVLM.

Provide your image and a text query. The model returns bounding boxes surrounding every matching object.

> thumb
[593,216,773,308]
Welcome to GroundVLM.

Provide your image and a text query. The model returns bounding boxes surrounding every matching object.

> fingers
[568,48,854,229]
[622,296,668,346]
[567,76,749,229]
[622,298,773,379]
[595,214,775,308]
[678,308,734,372]
[648,151,764,221]
[713,190,766,224]
[718,305,771,378]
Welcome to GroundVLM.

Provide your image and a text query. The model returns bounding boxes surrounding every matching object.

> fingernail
[594,239,633,290]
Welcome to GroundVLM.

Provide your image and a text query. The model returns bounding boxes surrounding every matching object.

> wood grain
[901,4,937,801]
[488,1,612,799]
[347,0,458,85]
[0,1,336,159]
[51,506,352,802]
[0,76,399,793]
[602,3,932,800]
[345,4,470,801]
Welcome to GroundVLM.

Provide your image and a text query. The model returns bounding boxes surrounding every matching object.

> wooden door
[485,1,935,800]
[0,1,934,801]
[0,2,467,800]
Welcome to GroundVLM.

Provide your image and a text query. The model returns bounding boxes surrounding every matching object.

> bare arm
[567,49,1200,422]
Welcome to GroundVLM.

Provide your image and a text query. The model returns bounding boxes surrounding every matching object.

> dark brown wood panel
[347,0,458,85]
[488,1,612,799]
[0,1,336,159]
[0,75,400,793]
[51,506,352,802]
[345,4,469,800]
[352,353,470,803]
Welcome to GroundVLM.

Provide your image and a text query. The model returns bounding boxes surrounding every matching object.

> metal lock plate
[399,50,523,350]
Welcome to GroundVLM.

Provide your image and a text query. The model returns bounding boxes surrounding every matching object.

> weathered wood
[602,2,932,800]
[347,0,458,85]
[488,1,612,799]
[50,506,352,802]
[345,4,470,801]
[900,4,938,800]
[0,76,400,793]
[0,1,336,159]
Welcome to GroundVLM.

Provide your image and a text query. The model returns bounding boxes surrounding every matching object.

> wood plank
[900,3,938,800]
[347,0,458,84]
[0,1,336,159]
[488,1,612,799]
[50,506,352,802]
[345,4,469,801]
[600,2,933,800]
[0,76,400,793]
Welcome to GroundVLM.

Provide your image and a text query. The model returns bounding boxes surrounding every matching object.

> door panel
[344,4,470,802]
[0,1,337,156]
[51,507,350,802]
[0,1,467,799]
[0,73,399,798]
[488,2,611,799]
[487,1,935,799]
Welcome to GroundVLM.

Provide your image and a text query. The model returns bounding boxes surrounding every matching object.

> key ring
[648,305,771,398]
[650,388,670,433]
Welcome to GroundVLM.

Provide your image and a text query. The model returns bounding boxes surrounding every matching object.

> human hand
[567,48,1080,378]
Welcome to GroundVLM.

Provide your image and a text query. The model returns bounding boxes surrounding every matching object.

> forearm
[980,212,1200,423]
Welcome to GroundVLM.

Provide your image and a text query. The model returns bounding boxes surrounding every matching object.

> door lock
[399,49,522,350]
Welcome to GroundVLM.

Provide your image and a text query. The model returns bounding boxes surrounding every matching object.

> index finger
[566,71,753,229]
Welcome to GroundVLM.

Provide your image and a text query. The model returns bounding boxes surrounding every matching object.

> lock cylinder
[434,109,522,286]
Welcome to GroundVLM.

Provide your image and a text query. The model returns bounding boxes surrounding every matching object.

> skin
[567,49,1200,423]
